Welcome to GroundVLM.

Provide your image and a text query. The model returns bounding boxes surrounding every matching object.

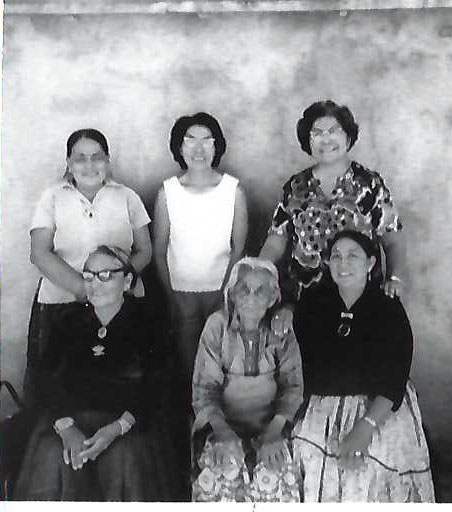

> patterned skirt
[292,382,435,502]
[192,433,302,502]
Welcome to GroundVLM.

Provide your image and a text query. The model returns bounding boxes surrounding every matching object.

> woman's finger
[63,448,70,465]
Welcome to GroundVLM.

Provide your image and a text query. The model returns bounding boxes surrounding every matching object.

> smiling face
[232,268,277,327]
[309,116,349,165]
[181,124,215,171]
[328,237,376,293]
[83,252,132,310]
[67,137,109,193]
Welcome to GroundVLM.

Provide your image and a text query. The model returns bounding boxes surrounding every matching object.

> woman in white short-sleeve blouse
[25,128,152,403]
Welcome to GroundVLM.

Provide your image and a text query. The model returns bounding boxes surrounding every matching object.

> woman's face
[67,137,109,192]
[83,252,131,309]
[232,268,276,325]
[181,124,215,171]
[328,238,375,292]
[309,116,349,165]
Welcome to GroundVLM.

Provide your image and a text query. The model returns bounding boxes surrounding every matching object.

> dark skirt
[13,410,182,501]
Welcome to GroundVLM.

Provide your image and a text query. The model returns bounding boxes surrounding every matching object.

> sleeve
[268,174,299,236]
[30,187,57,232]
[371,298,413,411]
[192,312,227,433]
[369,170,403,235]
[126,187,151,229]
[273,329,304,423]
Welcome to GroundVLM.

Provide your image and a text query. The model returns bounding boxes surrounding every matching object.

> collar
[60,178,121,191]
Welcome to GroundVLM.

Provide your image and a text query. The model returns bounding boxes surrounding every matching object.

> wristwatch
[53,417,75,435]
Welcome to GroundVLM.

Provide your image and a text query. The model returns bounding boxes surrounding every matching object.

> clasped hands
[57,421,122,470]
[212,417,289,473]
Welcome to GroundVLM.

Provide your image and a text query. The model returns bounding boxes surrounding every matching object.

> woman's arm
[30,228,86,301]
[153,187,173,301]
[381,230,407,297]
[219,185,248,291]
[131,225,152,274]
[259,231,288,264]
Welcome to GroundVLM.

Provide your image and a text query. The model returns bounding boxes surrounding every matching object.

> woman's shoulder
[362,284,409,320]
[350,161,386,183]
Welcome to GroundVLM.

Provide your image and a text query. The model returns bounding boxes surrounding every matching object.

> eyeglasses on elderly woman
[82,268,126,282]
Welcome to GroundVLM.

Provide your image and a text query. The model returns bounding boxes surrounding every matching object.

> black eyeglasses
[82,269,125,282]
[337,312,353,337]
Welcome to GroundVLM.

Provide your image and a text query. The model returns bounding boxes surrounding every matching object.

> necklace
[337,311,353,337]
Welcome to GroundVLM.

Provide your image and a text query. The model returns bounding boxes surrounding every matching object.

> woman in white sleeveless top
[154,112,248,390]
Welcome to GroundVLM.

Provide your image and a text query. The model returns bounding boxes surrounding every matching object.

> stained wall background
[2,4,452,461]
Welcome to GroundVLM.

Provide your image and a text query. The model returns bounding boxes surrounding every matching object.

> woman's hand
[271,307,293,337]
[58,425,87,470]
[338,419,374,471]
[212,427,243,469]
[257,438,290,472]
[79,421,122,462]
[382,277,403,299]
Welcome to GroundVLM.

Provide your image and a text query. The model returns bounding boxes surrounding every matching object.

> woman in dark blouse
[14,246,180,501]
[292,231,434,502]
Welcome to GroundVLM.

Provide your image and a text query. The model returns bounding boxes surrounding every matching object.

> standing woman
[153,112,248,386]
[260,100,405,330]
[26,129,152,403]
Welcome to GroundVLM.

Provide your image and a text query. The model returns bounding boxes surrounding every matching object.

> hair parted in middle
[169,112,227,170]
[296,100,359,155]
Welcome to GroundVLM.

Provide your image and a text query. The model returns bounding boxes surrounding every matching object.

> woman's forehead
[331,237,366,254]
[185,124,213,138]
[237,267,273,286]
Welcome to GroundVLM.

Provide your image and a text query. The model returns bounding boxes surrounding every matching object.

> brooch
[92,344,106,357]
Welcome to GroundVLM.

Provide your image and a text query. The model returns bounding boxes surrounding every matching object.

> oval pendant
[98,326,107,339]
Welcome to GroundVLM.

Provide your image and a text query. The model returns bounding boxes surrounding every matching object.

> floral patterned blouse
[270,161,402,299]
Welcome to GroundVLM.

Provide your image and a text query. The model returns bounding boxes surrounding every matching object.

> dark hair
[327,230,378,259]
[66,129,110,158]
[169,112,227,170]
[84,245,138,288]
[296,100,359,155]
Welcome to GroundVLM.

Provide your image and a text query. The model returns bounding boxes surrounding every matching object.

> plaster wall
[2,8,452,452]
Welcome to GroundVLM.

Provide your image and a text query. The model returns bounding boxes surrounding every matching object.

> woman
[154,112,248,386]
[14,246,179,501]
[260,100,405,331]
[26,129,152,403]
[191,258,303,502]
[292,230,434,502]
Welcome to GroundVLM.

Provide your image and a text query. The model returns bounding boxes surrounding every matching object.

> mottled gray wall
[2,9,452,452]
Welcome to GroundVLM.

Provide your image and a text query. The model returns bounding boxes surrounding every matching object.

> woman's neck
[94,298,124,327]
[239,315,262,333]
[338,284,365,310]
[76,184,103,202]
[314,156,350,179]
[182,166,220,186]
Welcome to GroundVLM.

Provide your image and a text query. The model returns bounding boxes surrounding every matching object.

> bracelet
[117,418,132,436]
[389,275,402,283]
[363,416,378,429]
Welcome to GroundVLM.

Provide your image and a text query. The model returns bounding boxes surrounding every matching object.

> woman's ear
[368,255,377,273]
[123,272,133,293]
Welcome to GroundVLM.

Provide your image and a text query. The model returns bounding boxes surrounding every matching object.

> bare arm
[131,225,152,274]
[30,228,86,301]
[152,187,173,300]
[219,185,248,291]
[381,230,407,297]
[259,231,288,264]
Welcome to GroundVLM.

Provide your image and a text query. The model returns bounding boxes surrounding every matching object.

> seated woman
[292,230,435,502]
[14,246,179,501]
[191,257,303,502]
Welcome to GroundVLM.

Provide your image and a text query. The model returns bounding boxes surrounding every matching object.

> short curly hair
[296,100,359,155]
[169,112,227,170]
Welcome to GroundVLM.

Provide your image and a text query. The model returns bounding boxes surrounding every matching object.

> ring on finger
[354,451,362,457]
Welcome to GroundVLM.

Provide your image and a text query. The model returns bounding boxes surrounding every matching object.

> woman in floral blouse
[191,258,303,502]
[260,100,405,331]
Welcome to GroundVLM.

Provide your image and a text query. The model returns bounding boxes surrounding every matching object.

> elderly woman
[260,100,405,332]
[292,230,434,502]
[14,246,178,501]
[26,129,152,404]
[191,257,303,502]
[154,112,248,386]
